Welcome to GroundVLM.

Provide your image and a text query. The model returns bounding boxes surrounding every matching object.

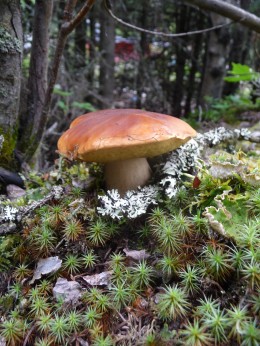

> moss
[0,27,22,54]
[0,127,17,169]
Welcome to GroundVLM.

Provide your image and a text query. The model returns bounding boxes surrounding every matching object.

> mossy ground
[0,140,259,345]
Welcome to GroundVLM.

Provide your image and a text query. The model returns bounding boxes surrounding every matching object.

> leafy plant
[130,260,154,289]
[156,284,190,321]
[87,218,111,247]
[224,63,259,83]
[179,319,213,346]
[63,254,82,275]
[202,245,232,281]
[202,307,228,344]
[179,264,201,295]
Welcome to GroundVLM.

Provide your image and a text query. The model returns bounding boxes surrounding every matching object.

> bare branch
[104,0,233,37]
[0,186,65,235]
[185,0,260,33]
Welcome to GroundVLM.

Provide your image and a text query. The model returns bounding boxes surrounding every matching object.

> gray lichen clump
[0,27,22,54]
[98,127,252,219]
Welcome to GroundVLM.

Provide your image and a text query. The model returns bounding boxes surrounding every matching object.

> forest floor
[0,112,259,346]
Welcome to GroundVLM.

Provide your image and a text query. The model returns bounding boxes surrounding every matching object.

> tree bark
[199,11,231,103]
[0,0,23,168]
[74,0,87,69]
[99,3,115,108]
[172,4,189,116]
[18,0,53,161]
[185,0,260,33]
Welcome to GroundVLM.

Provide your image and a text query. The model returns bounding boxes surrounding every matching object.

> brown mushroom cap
[57,109,197,162]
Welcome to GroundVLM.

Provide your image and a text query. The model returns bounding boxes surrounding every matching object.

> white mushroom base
[104,158,152,196]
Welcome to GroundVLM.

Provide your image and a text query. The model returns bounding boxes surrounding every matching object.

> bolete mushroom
[57,109,196,195]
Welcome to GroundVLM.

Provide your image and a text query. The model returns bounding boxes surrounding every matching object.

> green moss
[0,127,17,168]
[0,27,22,54]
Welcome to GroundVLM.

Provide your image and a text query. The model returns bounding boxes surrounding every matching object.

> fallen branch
[0,186,64,235]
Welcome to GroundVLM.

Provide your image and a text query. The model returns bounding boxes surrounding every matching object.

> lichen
[0,27,22,54]
[97,127,253,219]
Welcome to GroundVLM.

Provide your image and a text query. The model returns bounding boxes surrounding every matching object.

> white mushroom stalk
[104,158,152,196]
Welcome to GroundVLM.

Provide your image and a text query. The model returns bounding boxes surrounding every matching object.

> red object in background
[115,39,139,62]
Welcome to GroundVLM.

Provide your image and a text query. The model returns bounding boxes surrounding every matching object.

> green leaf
[72,101,96,112]
[57,100,68,111]
[224,63,259,82]
[53,87,72,97]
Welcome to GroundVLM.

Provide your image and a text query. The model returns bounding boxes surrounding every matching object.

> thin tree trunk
[172,5,189,117]
[99,4,115,108]
[18,0,53,160]
[185,13,205,115]
[0,0,23,168]
[74,12,87,69]
[136,0,150,109]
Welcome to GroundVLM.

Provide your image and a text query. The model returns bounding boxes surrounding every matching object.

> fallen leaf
[53,277,82,305]
[30,256,62,284]
[123,248,150,261]
[82,271,113,286]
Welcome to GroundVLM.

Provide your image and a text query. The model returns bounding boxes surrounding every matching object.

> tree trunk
[185,12,205,115]
[172,4,189,116]
[17,0,53,161]
[99,4,115,109]
[74,0,87,69]
[0,0,23,168]
[199,12,231,104]
[223,0,251,95]
[136,0,149,109]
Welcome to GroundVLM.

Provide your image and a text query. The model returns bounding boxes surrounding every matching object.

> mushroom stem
[104,158,152,196]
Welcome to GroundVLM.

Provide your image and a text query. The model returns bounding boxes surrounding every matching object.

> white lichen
[97,185,159,219]
[97,127,252,220]
[52,185,64,200]
[1,205,18,222]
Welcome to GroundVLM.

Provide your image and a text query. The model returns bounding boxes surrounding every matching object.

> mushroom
[57,109,196,195]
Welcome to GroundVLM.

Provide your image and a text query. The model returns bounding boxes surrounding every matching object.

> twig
[0,186,64,235]
[104,0,233,37]
[23,324,36,346]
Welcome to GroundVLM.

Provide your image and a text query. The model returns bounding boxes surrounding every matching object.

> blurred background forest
[1,0,260,172]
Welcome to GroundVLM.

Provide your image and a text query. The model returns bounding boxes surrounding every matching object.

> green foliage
[224,63,259,83]
[202,307,229,344]
[87,218,113,247]
[189,94,260,123]
[72,101,97,112]
[130,260,154,289]
[201,245,232,282]
[226,305,250,342]
[49,314,70,345]
[156,285,190,321]
[0,317,25,345]
[157,254,180,281]
[179,319,213,346]
[82,249,98,269]
[63,254,82,275]
[179,264,201,295]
